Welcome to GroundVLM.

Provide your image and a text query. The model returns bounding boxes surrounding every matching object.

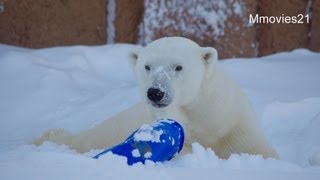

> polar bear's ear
[128,46,142,67]
[202,47,218,64]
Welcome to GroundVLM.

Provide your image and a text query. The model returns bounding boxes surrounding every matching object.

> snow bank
[0,44,319,179]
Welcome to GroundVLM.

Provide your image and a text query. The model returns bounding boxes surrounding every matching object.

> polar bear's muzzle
[146,67,174,108]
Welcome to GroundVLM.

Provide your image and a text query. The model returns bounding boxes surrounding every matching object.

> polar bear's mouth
[150,102,169,108]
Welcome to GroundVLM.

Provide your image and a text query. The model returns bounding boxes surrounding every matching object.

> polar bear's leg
[33,102,153,153]
[74,102,153,152]
[213,125,278,159]
[32,128,76,148]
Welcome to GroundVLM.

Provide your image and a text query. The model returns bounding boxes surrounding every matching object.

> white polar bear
[33,37,278,159]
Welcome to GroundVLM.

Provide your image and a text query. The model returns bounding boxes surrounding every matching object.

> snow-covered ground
[0,44,319,179]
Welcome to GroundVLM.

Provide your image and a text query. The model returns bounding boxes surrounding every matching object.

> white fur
[33,37,278,159]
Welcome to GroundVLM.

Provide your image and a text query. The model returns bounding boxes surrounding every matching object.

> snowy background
[0,44,320,179]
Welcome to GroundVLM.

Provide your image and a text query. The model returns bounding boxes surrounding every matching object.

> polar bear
[33,37,278,159]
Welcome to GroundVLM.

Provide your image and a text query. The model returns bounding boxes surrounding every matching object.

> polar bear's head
[129,37,218,109]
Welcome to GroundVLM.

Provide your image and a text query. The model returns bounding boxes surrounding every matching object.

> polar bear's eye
[145,65,150,71]
[175,65,183,72]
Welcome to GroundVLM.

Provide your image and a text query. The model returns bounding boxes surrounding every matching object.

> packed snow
[0,43,320,179]
[132,149,141,158]
[133,124,163,143]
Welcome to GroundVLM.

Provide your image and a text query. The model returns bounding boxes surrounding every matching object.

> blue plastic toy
[93,119,184,165]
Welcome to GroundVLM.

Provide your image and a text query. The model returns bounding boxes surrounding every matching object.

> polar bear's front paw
[32,128,73,146]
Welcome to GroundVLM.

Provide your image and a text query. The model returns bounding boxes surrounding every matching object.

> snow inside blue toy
[93,119,184,165]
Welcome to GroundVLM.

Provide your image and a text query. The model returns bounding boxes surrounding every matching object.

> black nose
[147,88,165,102]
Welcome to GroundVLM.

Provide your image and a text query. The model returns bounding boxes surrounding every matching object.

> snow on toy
[93,119,184,165]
